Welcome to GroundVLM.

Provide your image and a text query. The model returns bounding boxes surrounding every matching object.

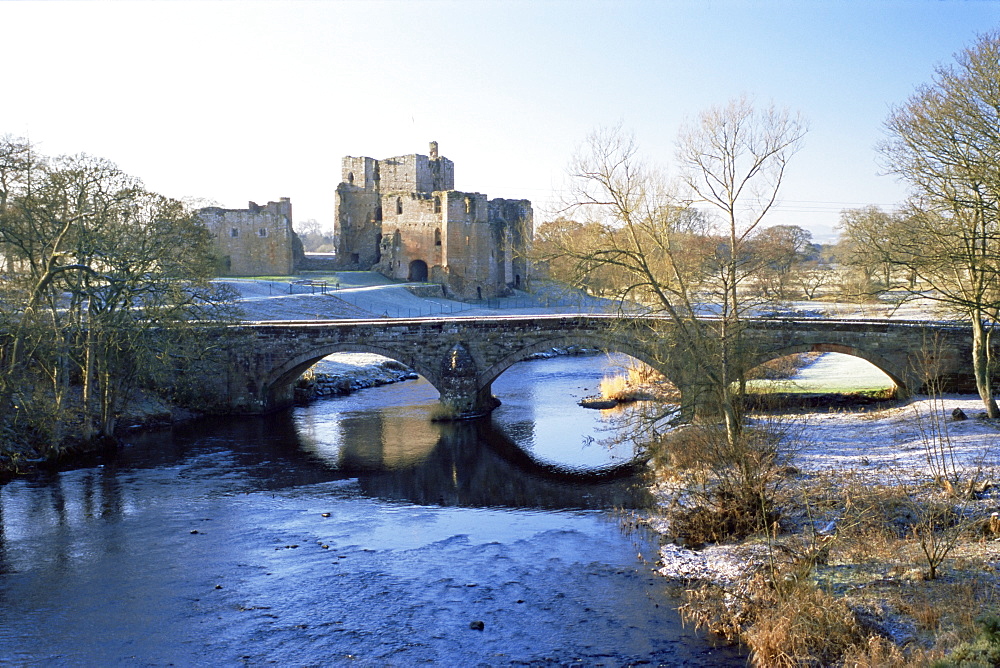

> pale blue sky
[3,0,998,240]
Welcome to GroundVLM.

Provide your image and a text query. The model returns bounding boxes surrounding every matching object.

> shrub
[744,581,868,667]
[935,613,1000,667]
[653,422,792,545]
[680,576,870,667]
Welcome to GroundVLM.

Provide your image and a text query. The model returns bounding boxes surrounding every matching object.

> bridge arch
[750,343,906,391]
[479,334,670,388]
[261,343,443,408]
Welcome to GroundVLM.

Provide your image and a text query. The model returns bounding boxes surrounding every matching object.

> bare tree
[879,31,1000,417]
[750,224,814,300]
[0,141,239,448]
[676,96,807,439]
[543,126,719,426]
[836,205,911,296]
[547,102,805,447]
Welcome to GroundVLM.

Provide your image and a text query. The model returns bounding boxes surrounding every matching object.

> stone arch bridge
[216,315,979,418]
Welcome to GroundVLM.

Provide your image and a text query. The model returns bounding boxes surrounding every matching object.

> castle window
[375,206,383,222]
[433,196,441,214]
[230,228,239,238]
[434,228,441,246]
[465,235,470,246]
[258,228,268,237]
[347,171,354,185]
[396,197,403,215]
[465,197,475,215]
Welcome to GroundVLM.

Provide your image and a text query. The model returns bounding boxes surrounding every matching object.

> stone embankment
[524,345,602,360]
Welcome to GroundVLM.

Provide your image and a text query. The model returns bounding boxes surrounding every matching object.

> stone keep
[333,142,532,300]
[199,198,297,276]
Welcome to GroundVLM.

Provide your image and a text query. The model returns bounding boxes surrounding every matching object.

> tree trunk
[971,316,999,417]
[81,324,94,442]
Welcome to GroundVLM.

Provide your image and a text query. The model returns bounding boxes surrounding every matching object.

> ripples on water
[0,355,745,666]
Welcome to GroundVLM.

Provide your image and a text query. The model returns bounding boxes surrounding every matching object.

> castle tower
[332,144,532,299]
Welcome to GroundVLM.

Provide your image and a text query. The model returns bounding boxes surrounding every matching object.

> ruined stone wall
[332,143,532,299]
[378,153,454,193]
[333,182,381,268]
[375,192,443,281]
[489,198,533,292]
[340,156,379,190]
[441,191,499,299]
[200,198,296,276]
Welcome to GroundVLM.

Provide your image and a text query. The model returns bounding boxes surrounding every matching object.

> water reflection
[0,356,747,666]
[350,419,651,509]
[293,361,652,509]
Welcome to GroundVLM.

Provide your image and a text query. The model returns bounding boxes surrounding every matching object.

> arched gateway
[198,316,978,419]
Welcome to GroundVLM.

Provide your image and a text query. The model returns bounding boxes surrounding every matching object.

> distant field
[746,353,896,395]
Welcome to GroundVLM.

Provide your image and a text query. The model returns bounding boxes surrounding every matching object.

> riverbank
[649,393,1000,665]
[292,353,419,403]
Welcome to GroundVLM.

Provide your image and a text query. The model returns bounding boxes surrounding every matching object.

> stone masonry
[202,316,983,419]
[199,198,299,276]
[333,142,532,300]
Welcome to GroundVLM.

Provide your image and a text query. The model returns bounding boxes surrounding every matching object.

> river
[0,355,746,666]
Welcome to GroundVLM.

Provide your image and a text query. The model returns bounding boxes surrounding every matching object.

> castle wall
[378,153,454,193]
[332,143,532,299]
[376,192,444,281]
[199,198,296,276]
[489,198,533,291]
[441,191,501,300]
[333,182,381,268]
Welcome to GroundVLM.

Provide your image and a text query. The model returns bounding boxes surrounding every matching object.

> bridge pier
[436,343,500,419]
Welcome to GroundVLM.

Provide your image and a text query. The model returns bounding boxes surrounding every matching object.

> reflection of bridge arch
[480,334,666,388]
[349,419,651,508]
[750,343,905,390]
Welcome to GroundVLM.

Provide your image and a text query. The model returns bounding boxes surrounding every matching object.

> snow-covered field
[789,391,1000,481]
[765,353,1000,481]
[656,354,1000,597]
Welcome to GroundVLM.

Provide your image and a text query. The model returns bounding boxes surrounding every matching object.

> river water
[0,355,745,666]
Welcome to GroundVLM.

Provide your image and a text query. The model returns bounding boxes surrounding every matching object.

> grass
[747,382,896,395]
[669,466,1000,666]
[596,360,677,403]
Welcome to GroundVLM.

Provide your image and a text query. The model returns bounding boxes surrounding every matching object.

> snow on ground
[218,275,616,321]
[787,393,1000,481]
[310,352,399,374]
[744,351,999,481]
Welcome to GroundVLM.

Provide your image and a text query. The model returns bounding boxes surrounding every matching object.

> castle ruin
[333,142,533,300]
[198,198,300,276]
